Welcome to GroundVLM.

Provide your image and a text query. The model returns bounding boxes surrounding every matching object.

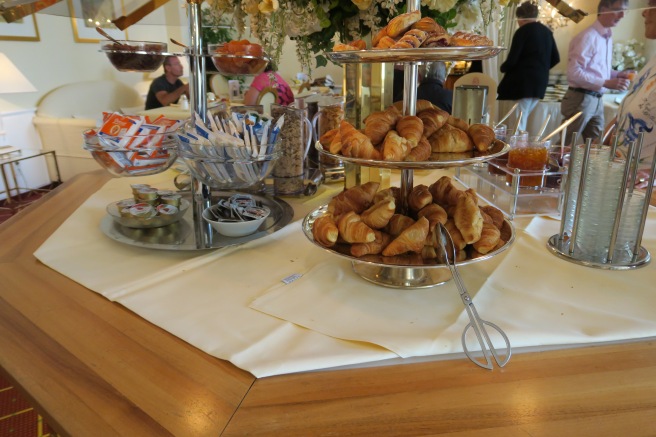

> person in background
[613,0,656,187]
[145,56,189,110]
[243,61,294,106]
[497,1,560,133]
[561,0,632,143]
[417,62,453,113]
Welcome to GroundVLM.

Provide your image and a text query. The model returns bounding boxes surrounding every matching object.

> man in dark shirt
[145,56,189,110]
[417,62,453,113]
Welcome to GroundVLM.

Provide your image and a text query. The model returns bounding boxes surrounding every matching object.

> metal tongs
[436,223,511,370]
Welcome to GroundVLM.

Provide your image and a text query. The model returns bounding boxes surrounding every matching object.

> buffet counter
[1,169,656,436]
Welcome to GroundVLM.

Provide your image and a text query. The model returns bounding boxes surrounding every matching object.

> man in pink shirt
[561,0,632,143]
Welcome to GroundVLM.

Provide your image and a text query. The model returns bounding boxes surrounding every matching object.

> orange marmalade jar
[506,142,549,187]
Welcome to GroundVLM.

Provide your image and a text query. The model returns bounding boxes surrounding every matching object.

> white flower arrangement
[612,39,647,72]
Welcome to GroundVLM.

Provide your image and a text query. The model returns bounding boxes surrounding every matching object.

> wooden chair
[256,86,278,114]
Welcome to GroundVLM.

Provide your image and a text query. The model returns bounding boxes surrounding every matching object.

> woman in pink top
[243,62,295,106]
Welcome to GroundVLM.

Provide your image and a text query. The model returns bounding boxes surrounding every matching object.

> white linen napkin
[250,211,656,359]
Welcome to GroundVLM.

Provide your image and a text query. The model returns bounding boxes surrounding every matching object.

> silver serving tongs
[436,223,511,370]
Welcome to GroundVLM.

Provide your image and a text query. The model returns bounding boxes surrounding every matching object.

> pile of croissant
[311,176,511,262]
[319,100,497,162]
[333,12,492,51]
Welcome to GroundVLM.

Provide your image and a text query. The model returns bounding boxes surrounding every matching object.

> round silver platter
[315,140,510,170]
[100,191,294,250]
[546,234,651,270]
[326,46,505,64]
[302,205,515,288]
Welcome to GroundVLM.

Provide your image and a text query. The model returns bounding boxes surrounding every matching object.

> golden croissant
[340,120,382,160]
[407,184,433,212]
[453,194,484,245]
[382,130,410,161]
[468,123,495,152]
[382,216,429,256]
[336,211,376,244]
[405,136,432,162]
[312,215,339,248]
[361,198,396,229]
[364,110,397,145]
[351,230,392,257]
[472,222,501,254]
[327,181,379,216]
[396,115,424,148]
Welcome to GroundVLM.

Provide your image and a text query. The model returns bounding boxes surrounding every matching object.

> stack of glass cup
[549,133,655,268]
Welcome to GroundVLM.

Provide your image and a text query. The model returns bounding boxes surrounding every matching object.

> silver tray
[546,235,651,270]
[327,46,505,64]
[315,140,510,170]
[302,205,515,288]
[100,191,294,250]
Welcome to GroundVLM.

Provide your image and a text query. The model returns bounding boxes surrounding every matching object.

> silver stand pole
[188,0,212,248]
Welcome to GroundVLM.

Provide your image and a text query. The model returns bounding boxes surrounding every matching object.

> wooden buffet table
[1,170,656,436]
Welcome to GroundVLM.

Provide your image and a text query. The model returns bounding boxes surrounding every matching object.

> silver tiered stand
[301,0,512,288]
[99,0,294,250]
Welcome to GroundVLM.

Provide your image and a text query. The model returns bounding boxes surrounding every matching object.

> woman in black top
[497,2,560,133]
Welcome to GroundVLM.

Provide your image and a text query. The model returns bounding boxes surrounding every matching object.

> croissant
[405,136,431,162]
[393,99,435,114]
[429,124,474,153]
[319,128,338,145]
[329,133,343,154]
[386,10,421,38]
[421,244,439,260]
[429,176,465,207]
[361,199,396,229]
[480,205,505,230]
[417,107,449,138]
[411,17,445,34]
[382,216,429,256]
[382,130,410,161]
[327,181,379,216]
[396,115,423,147]
[408,184,433,212]
[417,203,448,228]
[384,105,403,125]
[351,230,392,257]
[340,120,382,160]
[444,219,467,250]
[373,186,401,205]
[446,115,470,131]
[453,194,484,244]
[472,222,501,254]
[365,110,397,145]
[385,214,415,237]
[468,124,495,152]
[350,39,367,50]
[312,215,339,248]
[391,29,428,49]
[336,211,376,244]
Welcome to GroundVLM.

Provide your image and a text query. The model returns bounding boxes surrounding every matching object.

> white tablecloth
[34,170,656,377]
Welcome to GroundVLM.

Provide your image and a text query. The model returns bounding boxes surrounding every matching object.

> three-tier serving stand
[302,0,513,288]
